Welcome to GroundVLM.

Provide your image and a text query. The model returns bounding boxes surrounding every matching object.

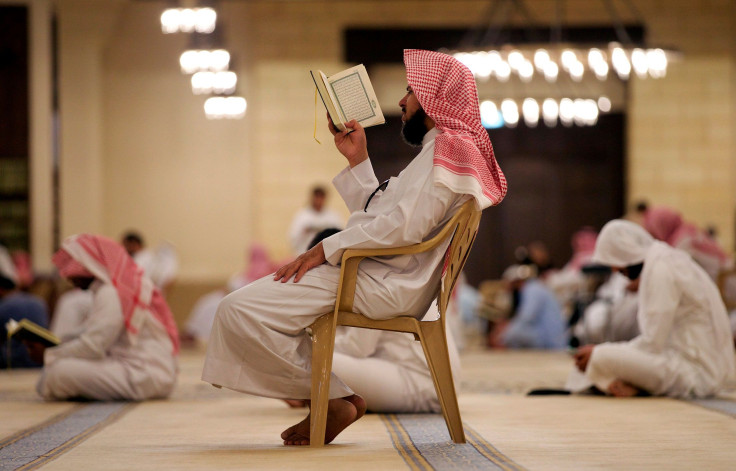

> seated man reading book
[28,234,180,401]
[201,49,507,446]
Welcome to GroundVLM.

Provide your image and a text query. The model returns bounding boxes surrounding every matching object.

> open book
[310,64,385,132]
[6,318,60,347]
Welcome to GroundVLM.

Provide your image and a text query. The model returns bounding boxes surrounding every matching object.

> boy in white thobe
[202,50,507,446]
[573,220,736,398]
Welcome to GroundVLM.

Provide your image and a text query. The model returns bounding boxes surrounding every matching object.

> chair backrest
[437,200,482,319]
[718,268,736,310]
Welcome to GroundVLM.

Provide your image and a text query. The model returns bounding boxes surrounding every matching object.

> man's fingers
[280,264,298,283]
[274,261,298,282]
[274,266,287,281]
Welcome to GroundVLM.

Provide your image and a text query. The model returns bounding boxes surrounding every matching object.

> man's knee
[39,359,80,400]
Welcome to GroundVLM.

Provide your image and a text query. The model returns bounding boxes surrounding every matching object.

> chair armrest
[334,200,473,313]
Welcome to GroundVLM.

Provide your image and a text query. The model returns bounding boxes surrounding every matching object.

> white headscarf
[592,219,655,267]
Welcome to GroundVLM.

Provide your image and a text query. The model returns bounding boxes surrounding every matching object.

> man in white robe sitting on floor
[201,49,507,446]
[573,220,736,398]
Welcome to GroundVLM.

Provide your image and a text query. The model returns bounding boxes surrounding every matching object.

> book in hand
[6,318,60,347]
[310,64,385,132]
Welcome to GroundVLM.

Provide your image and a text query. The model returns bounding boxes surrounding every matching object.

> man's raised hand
[274,242,327,283]
[328,116,368,168]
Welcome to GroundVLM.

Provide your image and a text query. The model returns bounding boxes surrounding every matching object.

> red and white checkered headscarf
[52,234,180,354]
[404,49,507,209]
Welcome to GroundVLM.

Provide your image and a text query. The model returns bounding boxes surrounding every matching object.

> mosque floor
[2,343,735,470]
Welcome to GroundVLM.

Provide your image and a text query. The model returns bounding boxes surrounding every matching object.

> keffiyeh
[404,49,507,209]
[53,234,180,354]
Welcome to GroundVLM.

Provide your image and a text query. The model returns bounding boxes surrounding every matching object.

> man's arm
[44,285,124,364]
[629,262,680,353]
[329,118,378,212]
[332,160,380,213]
[321,185,462,266]
[274,119,375,282]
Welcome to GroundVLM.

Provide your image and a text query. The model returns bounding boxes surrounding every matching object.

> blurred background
[1,0,734,325]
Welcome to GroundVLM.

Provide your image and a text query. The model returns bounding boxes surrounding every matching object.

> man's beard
[401,108,428,146]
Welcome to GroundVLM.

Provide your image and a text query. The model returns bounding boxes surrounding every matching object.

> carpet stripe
[381,414,433,471]
[0,403,135,471]
[689,398,736,419]
[465,426,525,471]
[0,404,85,449]
[381,414,525,470]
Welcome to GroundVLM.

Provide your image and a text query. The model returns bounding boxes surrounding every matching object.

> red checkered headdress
[53,234,180,354]
[404,49,507,209]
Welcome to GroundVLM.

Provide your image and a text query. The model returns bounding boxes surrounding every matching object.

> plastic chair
[308,199,482,447]
[717,267,736,310]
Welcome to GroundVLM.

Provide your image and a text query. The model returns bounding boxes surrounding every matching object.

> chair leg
[418,321,466,444]
[309,312,337,447]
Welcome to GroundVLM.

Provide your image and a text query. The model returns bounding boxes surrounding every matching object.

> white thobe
[202,127,468,400]
[133,245,178,289]
[572,273,639,345]
[332,307,462,413]
[50,288,93,341]
[38,281,178,401]
[584,243,736,398]
[289,207,344,254]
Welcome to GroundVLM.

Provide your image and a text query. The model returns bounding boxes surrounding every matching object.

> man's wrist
[348,153,369,168]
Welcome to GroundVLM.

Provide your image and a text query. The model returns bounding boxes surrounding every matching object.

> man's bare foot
[344,394,367,420]
[280,394,364,446]
[608,379,642,397]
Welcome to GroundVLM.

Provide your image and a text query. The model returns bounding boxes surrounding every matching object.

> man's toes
[281,427,296,440]
[283,433,309,446]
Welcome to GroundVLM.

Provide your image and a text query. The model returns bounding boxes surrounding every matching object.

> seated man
[331,312,461,413]
[573,220,736,398]
[29,234,180,401]
[0,274,49,368]
[202,49,507,446]
[286,306,462,414]
[489,264,568,349]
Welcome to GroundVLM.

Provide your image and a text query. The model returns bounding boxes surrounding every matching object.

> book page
[327,65,385,127]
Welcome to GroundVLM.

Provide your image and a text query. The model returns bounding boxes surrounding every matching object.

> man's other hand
[274,242,327,283]
[574,344,595,372]
[328,116,368,168]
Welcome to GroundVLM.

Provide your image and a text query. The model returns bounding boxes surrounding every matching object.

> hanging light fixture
[480,96,601,129]
[191,70,237,95]
[161,7,217,34]
[161,1,246,120]
[453,0,680,128]
[204,96,247,120]
[455,43,674,84]
[179,49,230,74]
